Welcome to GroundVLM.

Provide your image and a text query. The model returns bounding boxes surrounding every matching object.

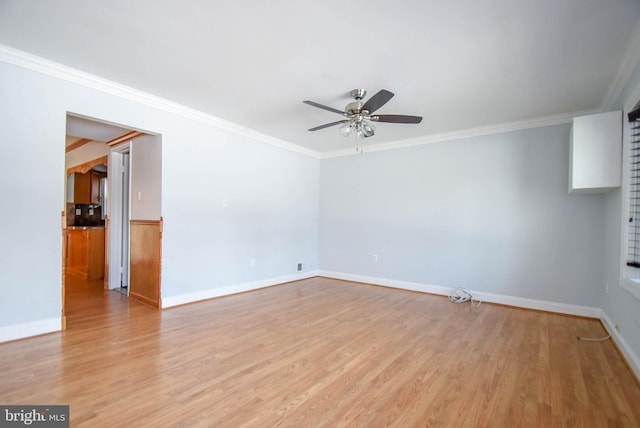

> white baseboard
[318,271,601,318]
[319,271,453,297]
[471,290,603,318]
[0,317,61,343]
[600,311,640,381]
[161,270,320,308]
[319,271,640,380]
[4,273,637,383]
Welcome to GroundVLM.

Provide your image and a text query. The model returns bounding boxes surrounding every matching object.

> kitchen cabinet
[74,171,105,204]
[569,110,622,193]
[66,227,105,280]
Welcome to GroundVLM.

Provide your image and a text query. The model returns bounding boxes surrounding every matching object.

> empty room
[1,1,640,426]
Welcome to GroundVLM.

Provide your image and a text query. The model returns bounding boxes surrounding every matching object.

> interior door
[108,148,131,291]
[120,152,130,291]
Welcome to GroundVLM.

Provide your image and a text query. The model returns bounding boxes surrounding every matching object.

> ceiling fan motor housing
[345,101,365,115]
[346,89,367,114]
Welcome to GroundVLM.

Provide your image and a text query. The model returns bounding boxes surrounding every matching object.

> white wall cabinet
[569,110,622,193]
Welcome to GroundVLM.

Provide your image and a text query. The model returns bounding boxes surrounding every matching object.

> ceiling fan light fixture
[362,122,375,137]
[339,121,355,137]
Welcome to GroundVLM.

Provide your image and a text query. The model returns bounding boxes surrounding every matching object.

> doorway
[63,114,162,327]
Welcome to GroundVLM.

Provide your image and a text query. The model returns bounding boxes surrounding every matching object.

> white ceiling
[66,115,133,143]
[1,0,640,154]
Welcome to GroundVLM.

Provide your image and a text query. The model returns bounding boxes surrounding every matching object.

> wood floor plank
[1,276,639,427]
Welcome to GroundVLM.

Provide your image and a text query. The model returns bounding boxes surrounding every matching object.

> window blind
[627,107,640,267]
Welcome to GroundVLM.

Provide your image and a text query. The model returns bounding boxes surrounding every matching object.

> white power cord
[577,335,611,342]
[448,288,482,307]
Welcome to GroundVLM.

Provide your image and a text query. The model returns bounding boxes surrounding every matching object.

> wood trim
[129,218,162,309]
[66,155,108,176]
[129,291,159,308]
[61,212,67,331]
[104,216,110,289]
[107,131,144,147]
[65,138,92,153]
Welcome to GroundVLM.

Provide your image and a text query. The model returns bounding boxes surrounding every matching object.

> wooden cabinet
[569,111,622,193]
[74,171,105,204]
[66,227,105,280]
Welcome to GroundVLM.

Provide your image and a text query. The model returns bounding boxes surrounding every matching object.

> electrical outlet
[297,262,303,272]
[615,324,621,334]
[605,282,609,294]
[372,254,378,263]
[250,258,255,268]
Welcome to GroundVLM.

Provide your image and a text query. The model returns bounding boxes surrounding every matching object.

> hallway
[64,275,147,330]
[64,274,159,335]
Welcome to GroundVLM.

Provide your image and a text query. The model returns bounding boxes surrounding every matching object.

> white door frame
[108,143,131,291]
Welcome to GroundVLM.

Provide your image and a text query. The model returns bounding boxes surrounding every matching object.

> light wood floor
[1,276,639,427]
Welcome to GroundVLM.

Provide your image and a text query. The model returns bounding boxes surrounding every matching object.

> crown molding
[0,43,615,161]
[603,20,640,111]
[320,110,597,159]
[0,44,322,159]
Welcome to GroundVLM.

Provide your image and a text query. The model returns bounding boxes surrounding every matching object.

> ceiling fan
[303,89,422,139]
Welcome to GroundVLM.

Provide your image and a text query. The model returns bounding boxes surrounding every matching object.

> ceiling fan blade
[308,120,349,131]
[362,89,394,114]
[303,100,346,115]
[373,114,423,124]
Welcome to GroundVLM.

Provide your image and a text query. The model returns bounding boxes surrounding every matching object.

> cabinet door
[90,171,102,204]
[569,110,622,193]
[74,172,91,204]
[66,228,89,279]
[74,171,106,204]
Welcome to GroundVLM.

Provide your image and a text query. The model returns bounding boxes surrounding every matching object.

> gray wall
[0,59,319,332]
[1,46,637,367]
[161,123,320,298]
[320,125,605,307]
[0,63,66,328]
[130,135,162,221]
